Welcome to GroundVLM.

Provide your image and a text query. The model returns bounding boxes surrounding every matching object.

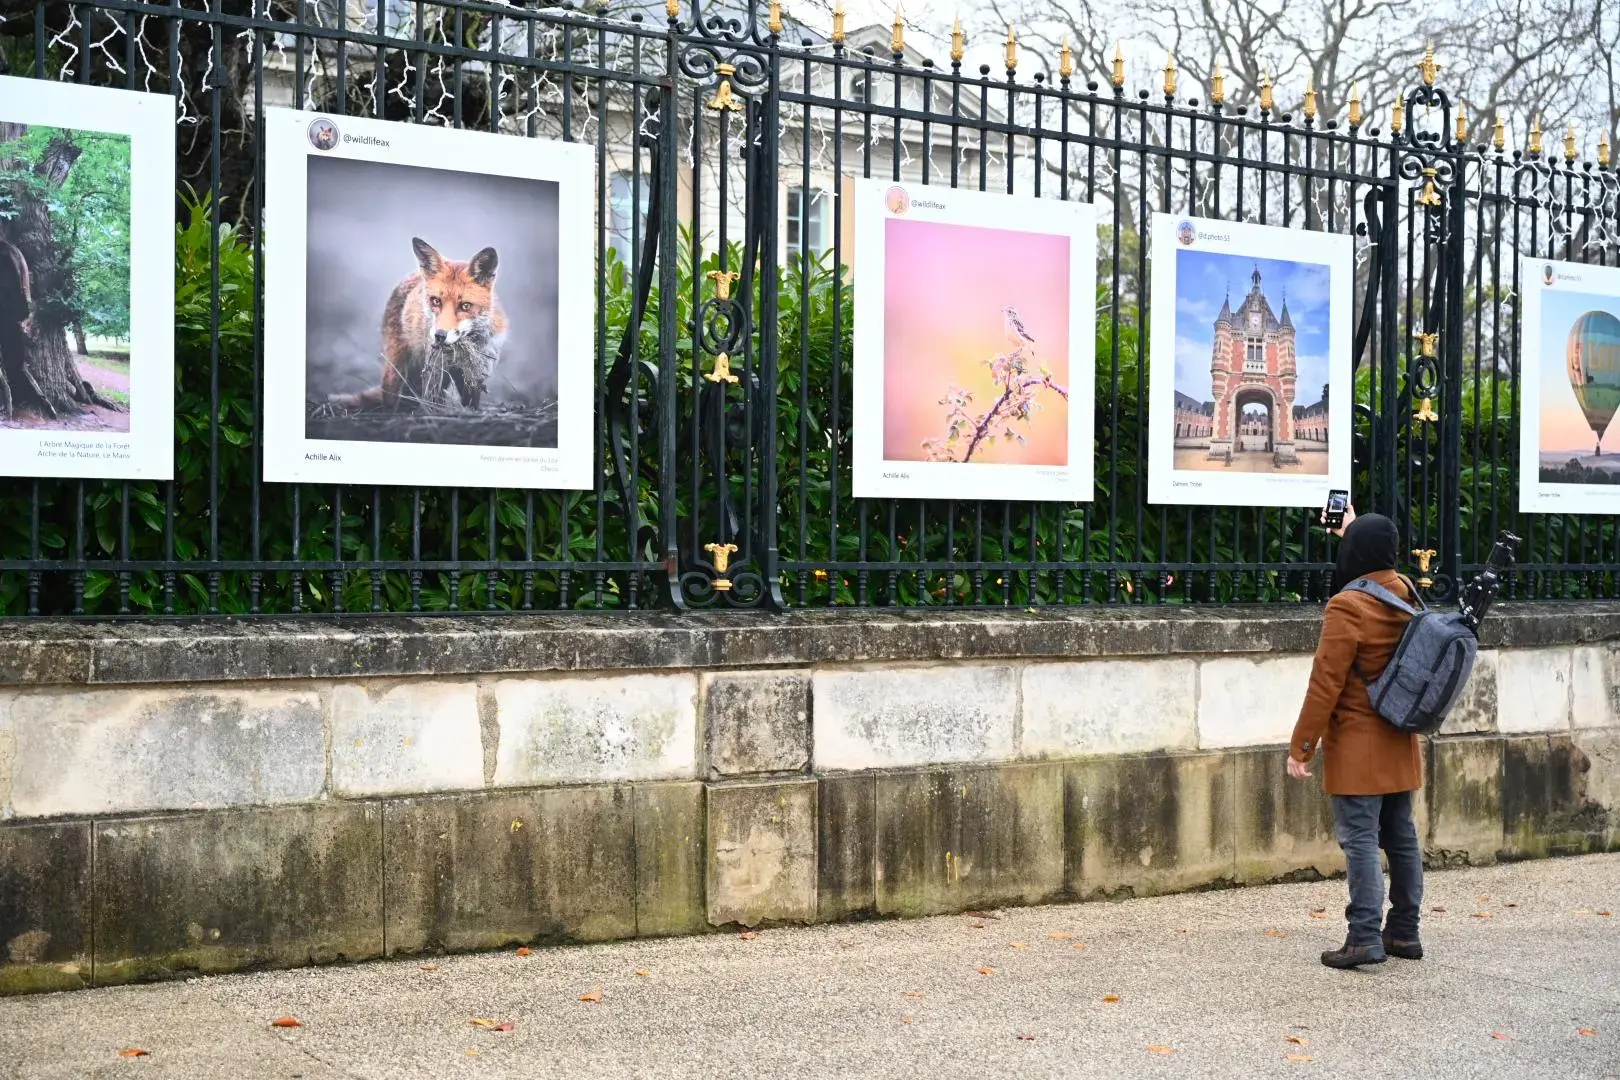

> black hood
[1332,513,1399,594]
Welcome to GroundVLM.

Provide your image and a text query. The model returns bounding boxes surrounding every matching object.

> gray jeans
[1331,791,1423,948]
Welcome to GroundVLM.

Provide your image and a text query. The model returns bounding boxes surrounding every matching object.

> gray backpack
[1344,577,1478,734]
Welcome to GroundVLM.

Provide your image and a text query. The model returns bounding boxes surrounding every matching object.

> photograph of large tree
[0,119,132,431]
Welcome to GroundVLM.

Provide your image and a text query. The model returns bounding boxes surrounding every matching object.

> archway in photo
[1232,387,1276,455]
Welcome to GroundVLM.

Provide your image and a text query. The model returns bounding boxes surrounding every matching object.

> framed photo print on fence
[262,109,595,489]
[1146,213,1353,508]
[1517,257,1620,514]
[850,179,1097,502]
[0,76,175,480]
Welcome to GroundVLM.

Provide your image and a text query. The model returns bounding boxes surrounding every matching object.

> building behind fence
[0,0,1615,618]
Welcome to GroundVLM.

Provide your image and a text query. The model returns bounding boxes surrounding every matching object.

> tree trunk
[72,320,88,356]
[0,122,113,420]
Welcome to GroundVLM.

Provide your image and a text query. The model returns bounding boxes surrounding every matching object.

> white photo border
[1517,256,1620,515]
[1146,212,1353,508]
[0,77,174,481]
[262,108,595,490]
[851,179,1097,502]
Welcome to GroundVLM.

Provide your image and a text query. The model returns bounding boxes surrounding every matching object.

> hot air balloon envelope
[1566,310,1620,449]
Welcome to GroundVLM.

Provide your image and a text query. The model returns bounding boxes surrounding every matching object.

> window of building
[786,186,827,251]
[607,170,651,268]
[1244,337,1265,373]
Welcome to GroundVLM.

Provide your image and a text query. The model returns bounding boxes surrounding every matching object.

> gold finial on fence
[1260,69,1273,112]
[1416,166,1442,207]
[1565,124,1578,162]
[1163,53,1176,98]
[705,351,740,385]
[832,0,845,44]
[1059,35,1073,80]
[1411,547,1437,585]
[1303,77,1317,120]
[1211,59,1226,105]
[1348,82,1363,126]
[706,66,744,111]
[768,0,782,35]
[1005,27,1019,71]
[1455,102,1467,144]
[1493,114,1506,151]
[703,542,739,590]
[665,0,678,20]
[1529,114,1543,156]
[706,268,741,301]
[1112,42,1125,88]
[1418,41,1440,87]
[890,6,904,53]
[1391,97,1405,134]
[1601,132,1612,167]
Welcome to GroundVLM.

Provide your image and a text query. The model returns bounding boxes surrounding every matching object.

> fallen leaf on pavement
[969,921,986,930]
[1017,1033,1036,1041]
[903,991,924,998]
[1478,895,1491,901]
[492,1022,514,1032]
[902,1016,915,1025]
[470,1019,500,1029]
[977,967,995,975]
[1266,929,1288,938]
[1491,1032,1511,1041]
[418,964,440,972]
[1009,942,1028,949]
[579,989,604,1003]
[1286,1054,1313,1063]
[1472,912,1493,919]
[738,931,759,941]
[1176,928,1188,933]
[1579,1028,1598,1036]
[1285,1035,1308,1045]
[466,1049,480,1057]
[1432,906,1447,913]
[270,1017,302,1029]
[1102,994,1121,1003]
[1600,911,1613,917]
[1073,943,1087,952]
[635,969,651,977]
[119,1049,150,1058]
[1148,1045,1175,1054]
[515,947,532,957]
[1505,903,1518,908]
[1048,932,1073,940]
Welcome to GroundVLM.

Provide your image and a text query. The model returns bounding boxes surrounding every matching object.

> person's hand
[1286,755,1312,779]
[1320,501,1357,538]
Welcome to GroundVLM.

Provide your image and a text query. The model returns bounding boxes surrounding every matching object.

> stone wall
[1,606,1616,994]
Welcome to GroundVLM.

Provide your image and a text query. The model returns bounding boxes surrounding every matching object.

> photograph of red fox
[302,154,560,448]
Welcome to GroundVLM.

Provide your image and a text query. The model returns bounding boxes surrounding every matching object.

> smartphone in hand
[1322,489,1350,531]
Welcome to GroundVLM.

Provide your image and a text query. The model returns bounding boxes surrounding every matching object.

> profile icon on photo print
[885,185,909,215]
[1177,220,1197,246]
[1543,263,1557,287]
[308,118,340,151]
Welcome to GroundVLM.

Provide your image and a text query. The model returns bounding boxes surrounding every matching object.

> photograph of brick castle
[1171,255,1331,475]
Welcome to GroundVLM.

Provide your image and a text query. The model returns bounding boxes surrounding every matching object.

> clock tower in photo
[1205,265,1299,465]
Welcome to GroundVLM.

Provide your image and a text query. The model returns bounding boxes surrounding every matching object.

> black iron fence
[0,0,1615,618]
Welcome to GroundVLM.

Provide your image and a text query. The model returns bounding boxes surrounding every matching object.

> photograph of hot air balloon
[849,179,1098,502]
[1519,258,1620,513]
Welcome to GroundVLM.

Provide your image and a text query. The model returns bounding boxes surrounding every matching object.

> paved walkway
[3,855,1618,1080]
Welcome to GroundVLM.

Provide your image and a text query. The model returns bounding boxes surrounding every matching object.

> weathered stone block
[634,782,706,937]
[875,763,1065,917]
[6,687,324,819]
[1571,647,1620,730]
[1021,660,1197,757]
[0,822,90,994]
[1426,737,1503,864]
[703,672,810,777]
[818,775,877,922]
[1066,752,1236,899]
[1195,656,1313,748]
[1231,748,1343,883]
[93,803,382,986]
[812,665,1018,770]
[1501,735,1607,858]
[384,786,635,954]
[1572,728,1620,851]
[491,674,698,786]
[1496,649,1571,733]
[705,779,817,927]
[1441,650,1499,735]
[330,681,485,797]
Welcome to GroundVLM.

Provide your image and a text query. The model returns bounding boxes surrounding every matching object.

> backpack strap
[1343,576,1421,616]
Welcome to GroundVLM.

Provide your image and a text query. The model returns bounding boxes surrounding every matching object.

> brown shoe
[1382,934,1423,960]
[1320,940,1388,969]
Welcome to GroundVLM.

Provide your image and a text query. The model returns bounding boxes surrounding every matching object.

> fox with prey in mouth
[328,236,508,411]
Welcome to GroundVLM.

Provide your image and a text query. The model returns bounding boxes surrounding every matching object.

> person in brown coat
[1287,506,1424,969]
